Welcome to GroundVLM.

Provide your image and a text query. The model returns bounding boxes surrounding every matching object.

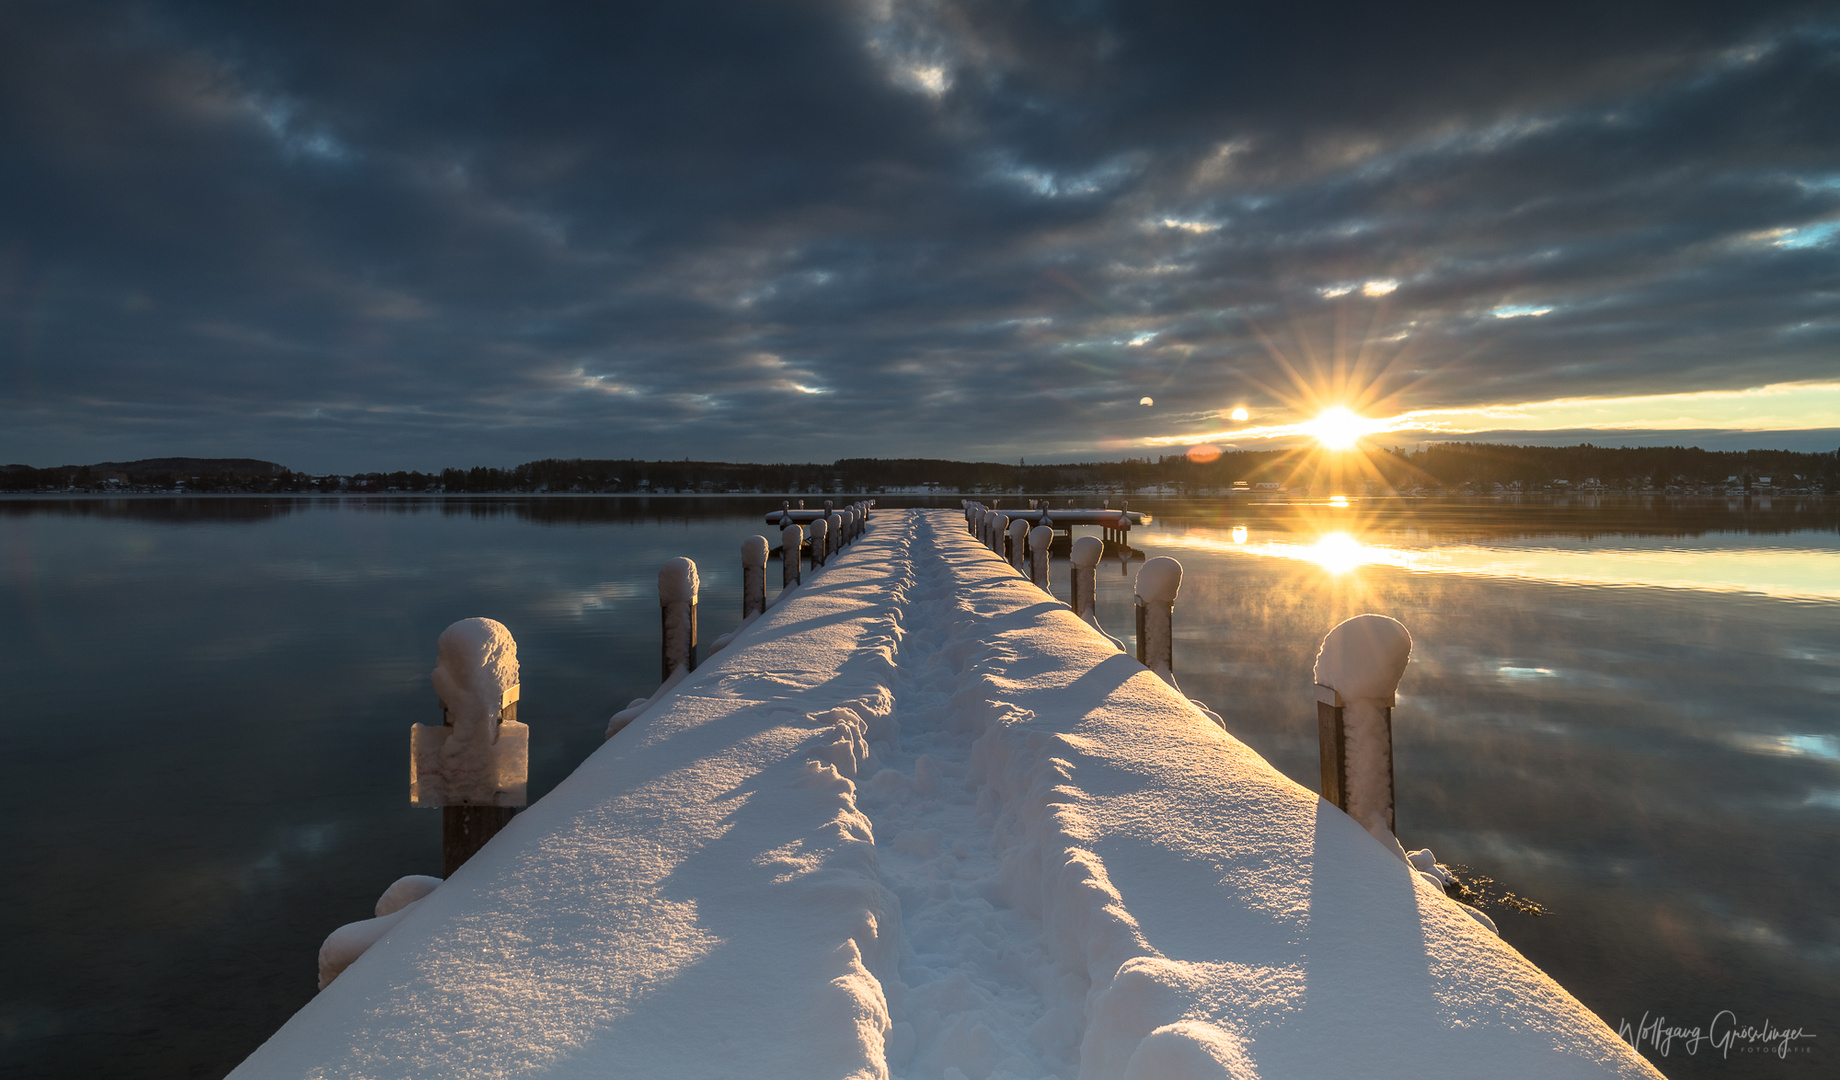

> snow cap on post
[809,516,828,565]
[1313,614,1412,705]
[1029,524,1053,587]
[1070,535,1104,568]
[431,618,520,747]
[741,534,769,568]
[659,557,700,606]
[1135,556,1183,607]
[1008,517,1029,568]
[414,617,528,808]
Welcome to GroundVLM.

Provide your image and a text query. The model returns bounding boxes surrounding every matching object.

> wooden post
[1133,556,1181,686]
[782,523,803,590]
[1008,518,1029,570]
[742,535,768,618]
[990,513,1009,556]
[412,618,528,876]
[809,516,828,567]
[659,557,698,682]
[1069,535,1101,617]
[828,512,844,558]
[1312,614,1413,844]
[1029,524,1053,589]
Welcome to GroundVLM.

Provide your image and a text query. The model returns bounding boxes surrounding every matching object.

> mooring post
[782,523,803,590]
[1312,614,1413,845]
[809,516,828,567]
[1008,518,1029,570]
[1070,535,1101,617]
[1134,556,1182,687]
[742,535,768,618]
[1029,524,1053,589]
[828,511,844,558]
[660,556,699,682]
[411,618,528,877]
[990,512,1010,556]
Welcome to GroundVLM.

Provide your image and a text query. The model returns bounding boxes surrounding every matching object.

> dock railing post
[828,511,844,558]
[990,512,1009,556]
[1312,614,1413,845]
[660,557,699,682]
[1007,518,1029,570]
[1070,535,1100,617]
[1029,524,1053,588]
[1134,556,1181,687]
[742,536,768,618]
[782,523,803,589]
[809,516,828,568]
[411,618,528,876]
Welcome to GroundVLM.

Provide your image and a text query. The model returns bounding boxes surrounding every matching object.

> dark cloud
[1,0,1836,470]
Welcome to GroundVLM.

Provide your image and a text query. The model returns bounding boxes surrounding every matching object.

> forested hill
[4,445,1838,494]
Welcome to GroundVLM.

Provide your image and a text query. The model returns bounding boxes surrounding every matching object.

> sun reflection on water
[1143,526,1840,600]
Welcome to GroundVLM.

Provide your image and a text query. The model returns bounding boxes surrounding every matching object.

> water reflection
[1151,523,1840,601]
[1081,498,1840,1080]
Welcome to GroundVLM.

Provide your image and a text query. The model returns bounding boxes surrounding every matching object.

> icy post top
[1313,614,1412,703]
[1070,535,1104,568]
[782,523,803,543]
[1135,556,1183,605]
[1029,525,1053,549]
[659,557,699,605]
[431,617,519,748]
[741,535,769,568]
[810,517,828,538]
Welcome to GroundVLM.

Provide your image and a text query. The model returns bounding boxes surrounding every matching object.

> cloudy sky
[3,0,1837,472]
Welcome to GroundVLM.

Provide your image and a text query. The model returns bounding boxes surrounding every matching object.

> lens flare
[1302,406,1370,450]
[1306,532,1369,574]
[1186,443,1222,463]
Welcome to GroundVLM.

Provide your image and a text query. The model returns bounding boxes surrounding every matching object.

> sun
[1302,406,1369,450]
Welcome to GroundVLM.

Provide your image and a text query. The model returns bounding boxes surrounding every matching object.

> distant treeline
[4,444,1839,494]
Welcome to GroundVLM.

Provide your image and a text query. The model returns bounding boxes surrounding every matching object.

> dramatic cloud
[2,0,1836,470]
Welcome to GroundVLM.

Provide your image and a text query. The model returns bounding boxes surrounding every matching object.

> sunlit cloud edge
[1142,380,1840,448]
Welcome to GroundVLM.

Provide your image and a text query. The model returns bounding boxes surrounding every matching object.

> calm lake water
[1,495,1834,1079]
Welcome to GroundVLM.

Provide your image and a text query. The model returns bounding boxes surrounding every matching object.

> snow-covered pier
[235,510,1659,1080]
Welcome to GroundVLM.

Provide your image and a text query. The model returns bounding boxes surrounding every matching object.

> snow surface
[240,511,1658,1080]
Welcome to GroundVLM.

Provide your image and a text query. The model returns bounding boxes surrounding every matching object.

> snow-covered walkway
[233,511,1659,1080]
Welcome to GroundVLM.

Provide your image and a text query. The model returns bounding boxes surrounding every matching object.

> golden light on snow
[1229,406,1250,422]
